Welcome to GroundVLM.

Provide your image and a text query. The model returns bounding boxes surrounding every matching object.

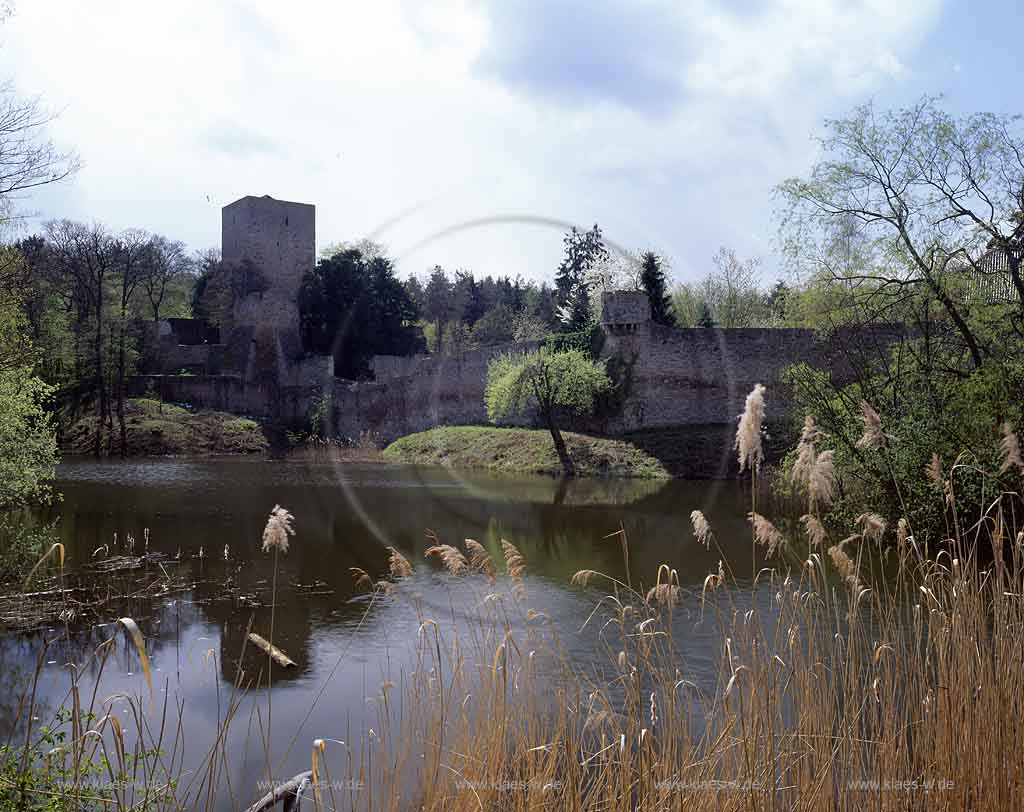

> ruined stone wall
[128,323,901,448]
[335,342,541,442]
[128,276,903,461]
[127,374,318,422]
[603,322,903,432]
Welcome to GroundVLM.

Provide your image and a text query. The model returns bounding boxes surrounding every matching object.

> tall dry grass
[6,402,1024,809]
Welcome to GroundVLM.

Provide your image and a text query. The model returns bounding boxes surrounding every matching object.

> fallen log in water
[247,632,296,668]
[245,770,312,812]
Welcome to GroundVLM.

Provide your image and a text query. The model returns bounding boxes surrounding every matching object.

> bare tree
[670,247,768,327]
[708,247,766,327]
[44,220,118,456]
[113,229,153,454]
[140,236,190,321]
[0,81,79,219]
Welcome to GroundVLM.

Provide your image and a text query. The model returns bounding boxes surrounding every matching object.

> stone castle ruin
[139,195,333,413]
[135,195,901,474]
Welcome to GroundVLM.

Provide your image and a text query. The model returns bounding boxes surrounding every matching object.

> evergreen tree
[767,280,791,325]
[423,266,453,353]
[403,274,425,313]
[453,270,484,325]
[555,224,608,332]
[638,251,675,327]
[298,247,422,379]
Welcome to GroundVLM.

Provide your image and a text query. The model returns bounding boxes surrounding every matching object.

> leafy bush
[0,368,57,510]
[0,514,59,585]
[782,353,1024,540]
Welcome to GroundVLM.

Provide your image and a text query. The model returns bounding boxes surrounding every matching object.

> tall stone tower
[221,195,320,386]
[222,195,315,354]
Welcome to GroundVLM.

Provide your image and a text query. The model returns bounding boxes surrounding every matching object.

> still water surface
[2,459,781,806]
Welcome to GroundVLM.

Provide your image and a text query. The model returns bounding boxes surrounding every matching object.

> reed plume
[734,383,766,473]
[501,540,525,579]
[855,400,887,449]
[749,512,784,556]
[262,505,294,554]
[387,547,413,578]
[897,517,910,547]
[690,510,713,548]
[571,569,600,587]
[791,415,835,510]
[425,543,468,575]
[349,567,373,590]
[855,512,887,543]
[828,543,860,587]
[646,583,681,607]
[800,513,828,547]
[702,560,726,593]
[464,538,496,579]
[809,449,835,508]
[501,539,526,598]
[792,415,821,487]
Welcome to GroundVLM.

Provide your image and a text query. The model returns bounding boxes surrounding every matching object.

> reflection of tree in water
[478,516,620,585]
[0,633,59,737]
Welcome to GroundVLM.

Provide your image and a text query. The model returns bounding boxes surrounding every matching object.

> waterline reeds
[5,422,1024,809]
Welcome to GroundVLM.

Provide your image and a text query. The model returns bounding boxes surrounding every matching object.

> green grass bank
[383,426,670,478]
[62,398,270,456]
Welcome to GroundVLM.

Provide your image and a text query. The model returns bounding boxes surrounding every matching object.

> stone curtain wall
[332,342,542,442]
[608,325,826,432]
[131,324,901,447]
[332,324,901,444]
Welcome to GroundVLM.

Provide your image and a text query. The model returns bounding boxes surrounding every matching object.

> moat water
[2,459,786,808]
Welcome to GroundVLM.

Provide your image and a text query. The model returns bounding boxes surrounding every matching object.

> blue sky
[0,0,1020,286]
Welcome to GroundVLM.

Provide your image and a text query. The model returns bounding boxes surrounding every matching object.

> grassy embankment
[61,397,269,456]
[384,425,670,478]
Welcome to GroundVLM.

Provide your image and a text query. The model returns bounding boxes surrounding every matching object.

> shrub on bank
[781,357,1024,542]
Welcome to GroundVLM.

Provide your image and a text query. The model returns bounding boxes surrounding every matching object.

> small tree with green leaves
[485,348,610,477]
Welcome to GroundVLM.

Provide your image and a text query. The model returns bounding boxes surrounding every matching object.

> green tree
[778,97,1024,368]
[299,247,422,379]
[776,99,1024,536]
[555,225,607,332]
[453,270,485,326]
[423,265,453,353]
[0,249,57,509]
[639,251,675,327]
[485,348,610,477]
[670,283,702,327]
[139,235,193,322]
[472,304,515,346]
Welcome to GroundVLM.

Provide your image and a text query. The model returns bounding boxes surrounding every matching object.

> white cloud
[0,0,941,285]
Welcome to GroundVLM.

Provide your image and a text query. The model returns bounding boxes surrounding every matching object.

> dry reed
[387,546,413,578]
[12,423,1024,812]
[734,383,766,473]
